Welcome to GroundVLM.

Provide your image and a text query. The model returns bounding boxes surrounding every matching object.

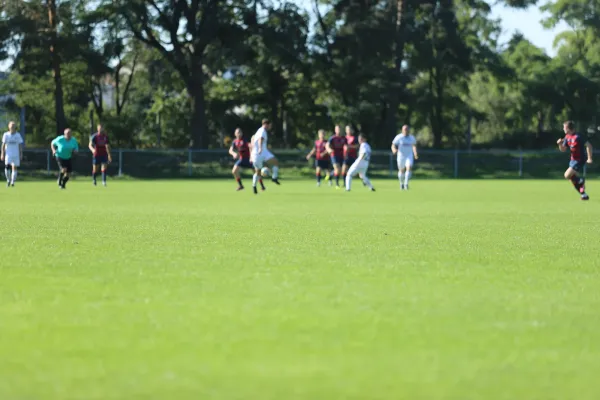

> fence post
[453,150,459,178]
[389,153,394,176]
[518,150,523,178]
[188,149,192,177]
[46,149,51,176]
[118,149,123,177]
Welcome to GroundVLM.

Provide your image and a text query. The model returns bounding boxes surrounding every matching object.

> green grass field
[1,179,599,400]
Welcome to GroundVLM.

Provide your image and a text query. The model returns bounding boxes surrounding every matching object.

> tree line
[0,0,597,149]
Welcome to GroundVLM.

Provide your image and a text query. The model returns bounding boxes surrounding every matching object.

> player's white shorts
[251,153,264,169]
[262,149,275,162]
[4,154,20,167]
[397,155,414,169]
[348,160,369,176]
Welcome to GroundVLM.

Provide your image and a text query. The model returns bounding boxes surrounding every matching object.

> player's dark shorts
[234,158,253,169]
[316,159,331,169]
[344,157,357,166]
[331,155,344,165]
[93,155,108,165]
[56,157,73,173]
[569,160,585,172]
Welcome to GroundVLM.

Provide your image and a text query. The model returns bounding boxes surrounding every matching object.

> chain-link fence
[14,148,598,179]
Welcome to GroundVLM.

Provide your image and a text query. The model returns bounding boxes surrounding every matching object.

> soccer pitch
[1,179,599,400]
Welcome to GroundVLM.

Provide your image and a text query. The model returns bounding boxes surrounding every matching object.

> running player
[345,134,375,192]
[229,128,253,191]
[51,128,79,189]
[326,125,346,188]
[306,129,331,186]
[391,125,418,190]
[1,121,23,187]
[342,125,359,183]
[557,120,593,200]
[254,119,281,185]
[88,124,111,186]
[250,128,267,194]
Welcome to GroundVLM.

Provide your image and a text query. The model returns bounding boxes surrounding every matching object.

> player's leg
[404,158,413,189]
[92,159,99,185]
[252,158,264,194]
[265,154,280,184]
[565,165,588,199]
[333,160,342,187]
[4,161,10,186]
[345,161,359,191]
[315,161,322,186]
[10,163,17,186]
[232,160,243,190]
[61,159,72,188]
[397,158,404,189]
[342,161,349,185]
[101,162,108,186]
[359,164,375,191]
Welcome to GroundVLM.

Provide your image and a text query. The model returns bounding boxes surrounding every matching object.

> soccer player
[229,128,255,191]
[1,121,23,187]
[557,120,593,200]
[345,134,375,192]
[342,125,358,183]
[88,124,111,186]
[306,129,331,186]
[254,119,281,185]
[250,129,266,194]
[51,128,79,189]
[391,124,418,190]
[326,125,346,188]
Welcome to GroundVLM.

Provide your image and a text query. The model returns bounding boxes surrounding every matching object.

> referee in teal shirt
[51,128,79,189]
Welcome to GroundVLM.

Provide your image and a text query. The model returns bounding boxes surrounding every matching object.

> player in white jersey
[1,121,24,187]
[253,119,281,186]
[391,124,418,190]
[345,134,375,192]
[250,122,269,194]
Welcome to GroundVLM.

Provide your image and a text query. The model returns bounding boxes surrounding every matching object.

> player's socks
[404,171,411,188]
[57,172,63,186]
[570,176,582,192]
[398,171,404,188]
[363,176,374,191]
[259,178,266,190]
[236,177,244,191]
[92,172,97,185]
[345,175,352,191]
[62,175,70,188]
[271,166,280,184]
[102,171,107,186]
[4,167,10,183]
[252,173,259,193]
[10,170,17,185]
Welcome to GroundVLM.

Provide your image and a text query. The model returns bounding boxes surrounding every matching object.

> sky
[490,3,569,56]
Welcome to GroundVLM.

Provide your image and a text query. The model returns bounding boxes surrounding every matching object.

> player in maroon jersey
[326,125,347,188]
[557,120,593,200]
[306,129,331,187]
[88,124,112,186]
[229,128,265,191]
[342,125,359,183]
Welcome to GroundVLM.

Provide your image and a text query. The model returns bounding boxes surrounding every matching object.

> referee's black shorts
[56,157,73,173]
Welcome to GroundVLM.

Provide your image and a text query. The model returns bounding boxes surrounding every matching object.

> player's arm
[106,142,112,163]
[412,144,418,159]
[0,142,5,161]
[229,145,238,159]
[557,138,567,152]
[258,136,264,154]
[50,138,57,156]
[586,141,593,163]
[88,137,95,153]
[326,138,334,154]
[391,142,398,155]
[306,146,316,160]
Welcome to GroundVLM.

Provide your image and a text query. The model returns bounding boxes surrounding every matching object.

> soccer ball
[261,167,270,177]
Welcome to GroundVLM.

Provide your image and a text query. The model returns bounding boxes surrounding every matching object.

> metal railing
[15,148,597,179]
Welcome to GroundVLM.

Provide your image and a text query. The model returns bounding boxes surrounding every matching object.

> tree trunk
[384,0,407,142]
[47,0,67,136]
[187,68,208,149]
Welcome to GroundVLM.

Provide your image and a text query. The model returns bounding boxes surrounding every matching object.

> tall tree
[47,0,67,135]
[114,0,250,148]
